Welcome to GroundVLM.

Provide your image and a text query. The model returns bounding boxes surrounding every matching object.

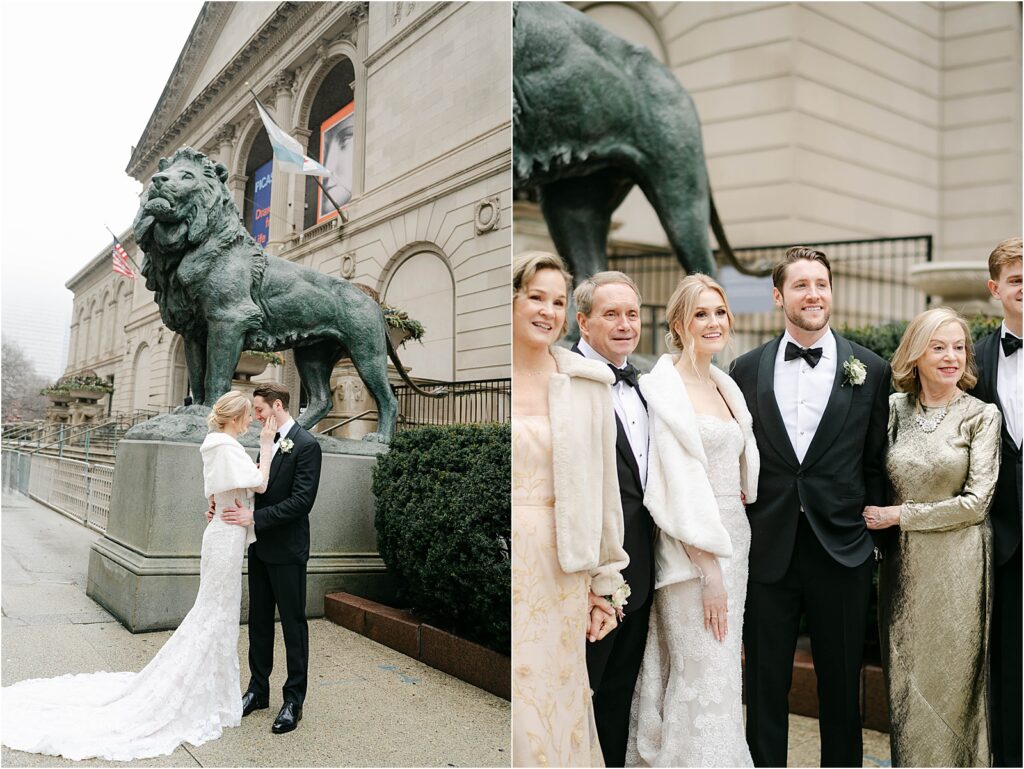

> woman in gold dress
[512,251,629,768]
[864,307,1002,767]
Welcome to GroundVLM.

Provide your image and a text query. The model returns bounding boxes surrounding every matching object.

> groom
[572,271,656,768]
[730,247,890,767]
[220,383,323,734]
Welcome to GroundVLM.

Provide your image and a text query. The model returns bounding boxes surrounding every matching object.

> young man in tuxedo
[220,383,323,734]
[573,271,656,768]
[970,237,1022,768]
[730,248,890,767]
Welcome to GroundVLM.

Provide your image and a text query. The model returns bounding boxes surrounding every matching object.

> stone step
[324,591,510,700]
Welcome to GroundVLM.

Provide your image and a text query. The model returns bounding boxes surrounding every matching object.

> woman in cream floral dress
[512,251,629,768]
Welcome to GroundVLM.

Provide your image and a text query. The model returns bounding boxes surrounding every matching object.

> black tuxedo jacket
[571,344,656,613]
[730,332,890,583]
[969,329,1022,566]
[252,422,323,564]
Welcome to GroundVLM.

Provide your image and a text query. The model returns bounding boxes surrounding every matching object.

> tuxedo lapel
[757,335,800,469]
[614,412,644,492]
[800,332,854,470]
[983,333,1021,455]
[267,422,301,490]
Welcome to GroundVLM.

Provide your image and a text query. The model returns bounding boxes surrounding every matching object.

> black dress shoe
[272,702,302,734]
[241,691,269,716]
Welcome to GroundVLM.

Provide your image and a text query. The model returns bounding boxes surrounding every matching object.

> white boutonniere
[279,438,295,454]
[606,582,631,619]
[842,355,867,387]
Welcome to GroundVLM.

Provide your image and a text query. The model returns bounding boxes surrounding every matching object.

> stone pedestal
[87,437,398,632]
[322,361,410,440]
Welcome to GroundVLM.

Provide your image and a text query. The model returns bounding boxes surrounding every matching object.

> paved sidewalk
[1,492,510,768]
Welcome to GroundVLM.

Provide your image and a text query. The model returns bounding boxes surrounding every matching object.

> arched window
[132,343,151,412]
[169,335,189,407]
[304,58,356,230]
[383,250,455,381]
[99,290,111,356]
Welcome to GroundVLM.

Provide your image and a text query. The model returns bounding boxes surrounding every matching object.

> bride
[1,391,275,761]
[626,275,759,767]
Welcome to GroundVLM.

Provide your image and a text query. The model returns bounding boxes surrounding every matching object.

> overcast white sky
[1,0,204,380]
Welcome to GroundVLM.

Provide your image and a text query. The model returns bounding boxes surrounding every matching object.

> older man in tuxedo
[970,237,1022,768]
[572,271,656,768]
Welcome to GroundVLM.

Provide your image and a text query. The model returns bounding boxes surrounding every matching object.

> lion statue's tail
[385,331,448,398]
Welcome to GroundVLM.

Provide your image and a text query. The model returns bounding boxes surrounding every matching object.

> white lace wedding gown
[627,416,753,767]
[1,432,261,761]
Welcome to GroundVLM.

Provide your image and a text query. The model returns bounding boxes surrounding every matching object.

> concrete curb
[325,592,511,701]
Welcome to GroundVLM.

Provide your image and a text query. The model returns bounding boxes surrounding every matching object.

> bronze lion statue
[133,146,433,443]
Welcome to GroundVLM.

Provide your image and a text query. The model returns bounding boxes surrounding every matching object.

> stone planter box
[45,392,72,405]
[69,388,109,401]
[233,352,270,380]
[388,327,412,349]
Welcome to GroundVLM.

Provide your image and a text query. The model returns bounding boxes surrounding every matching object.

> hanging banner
[317,101,355,223]
[251,160,273,248]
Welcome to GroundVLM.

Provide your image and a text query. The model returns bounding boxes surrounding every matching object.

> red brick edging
[324,592,511,700]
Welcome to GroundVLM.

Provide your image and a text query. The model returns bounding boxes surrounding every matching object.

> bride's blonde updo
[207,390,252,431]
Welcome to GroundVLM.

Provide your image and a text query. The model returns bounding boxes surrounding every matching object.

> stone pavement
[786,713,891,767]
[1,492,510,768]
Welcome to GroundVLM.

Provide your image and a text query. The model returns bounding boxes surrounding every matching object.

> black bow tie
[610,363,639,388]
[1002,333,1022,357]
[274,432,281,443]
[785,341,823,368]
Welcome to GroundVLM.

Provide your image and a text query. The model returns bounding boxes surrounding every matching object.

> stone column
[289,127,312,237]
[213,123,236,171]
[352,6,370,199]
[267,71,296,255]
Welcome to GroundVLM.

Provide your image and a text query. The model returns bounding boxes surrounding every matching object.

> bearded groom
[220,383,322,734]
[730,247,890,767]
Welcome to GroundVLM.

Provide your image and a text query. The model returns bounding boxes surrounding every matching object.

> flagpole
[105,225,144,274]
[314,177,349,224]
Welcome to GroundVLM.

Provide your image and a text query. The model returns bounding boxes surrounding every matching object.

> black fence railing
[395,378,511,430]
[610,235,932,359]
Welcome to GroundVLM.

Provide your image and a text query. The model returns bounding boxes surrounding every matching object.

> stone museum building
[64,1,511,430]
[515,1,1022,356]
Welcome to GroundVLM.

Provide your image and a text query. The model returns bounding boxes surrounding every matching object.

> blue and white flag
[252,91,332,177]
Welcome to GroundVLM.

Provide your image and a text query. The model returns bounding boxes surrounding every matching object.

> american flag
[111,236,136,279]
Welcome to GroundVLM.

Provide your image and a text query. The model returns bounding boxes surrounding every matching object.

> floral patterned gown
[512,415,603,768]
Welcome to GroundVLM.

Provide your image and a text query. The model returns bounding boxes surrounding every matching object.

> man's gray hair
[573,271,642,316]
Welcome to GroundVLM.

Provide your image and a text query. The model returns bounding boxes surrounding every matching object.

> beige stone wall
[65,2,511,417]
[572,1,1022,260]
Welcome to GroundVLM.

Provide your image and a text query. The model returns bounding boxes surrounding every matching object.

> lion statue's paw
[361,431,390,444]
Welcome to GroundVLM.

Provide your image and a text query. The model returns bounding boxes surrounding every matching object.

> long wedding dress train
[1,433,260,761]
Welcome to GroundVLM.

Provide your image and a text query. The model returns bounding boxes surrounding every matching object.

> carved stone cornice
[127,2,365,180]
[273,69,296,96]
[213,124,236,145]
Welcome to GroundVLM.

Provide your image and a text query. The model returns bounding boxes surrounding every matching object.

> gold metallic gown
[880,392,1002,767]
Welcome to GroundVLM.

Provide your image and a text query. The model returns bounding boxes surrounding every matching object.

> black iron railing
[610,235,932,358]
[395,378,511,430]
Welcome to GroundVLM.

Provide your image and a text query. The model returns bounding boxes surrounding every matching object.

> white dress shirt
[268,416,296,463]
[774,328,837,463]
[997,322,1022,448]
[577,338,649,489]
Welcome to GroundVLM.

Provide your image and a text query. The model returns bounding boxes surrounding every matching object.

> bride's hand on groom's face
[260,414,278,445]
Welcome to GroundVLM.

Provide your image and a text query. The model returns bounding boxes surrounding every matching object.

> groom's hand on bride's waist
[205,495,215,522]
[221,499,254,526]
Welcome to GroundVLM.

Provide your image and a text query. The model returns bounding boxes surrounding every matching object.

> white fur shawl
[200,431,262,546]
[547,345,629,596]
[640,354,759,589]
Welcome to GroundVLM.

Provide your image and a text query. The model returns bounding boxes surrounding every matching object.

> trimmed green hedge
[372,423,511,654]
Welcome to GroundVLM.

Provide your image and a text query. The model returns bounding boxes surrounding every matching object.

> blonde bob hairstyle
[513,250,573,337]
[207,390,252,431]
[664,274,735,367]
[890,307,978,395]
